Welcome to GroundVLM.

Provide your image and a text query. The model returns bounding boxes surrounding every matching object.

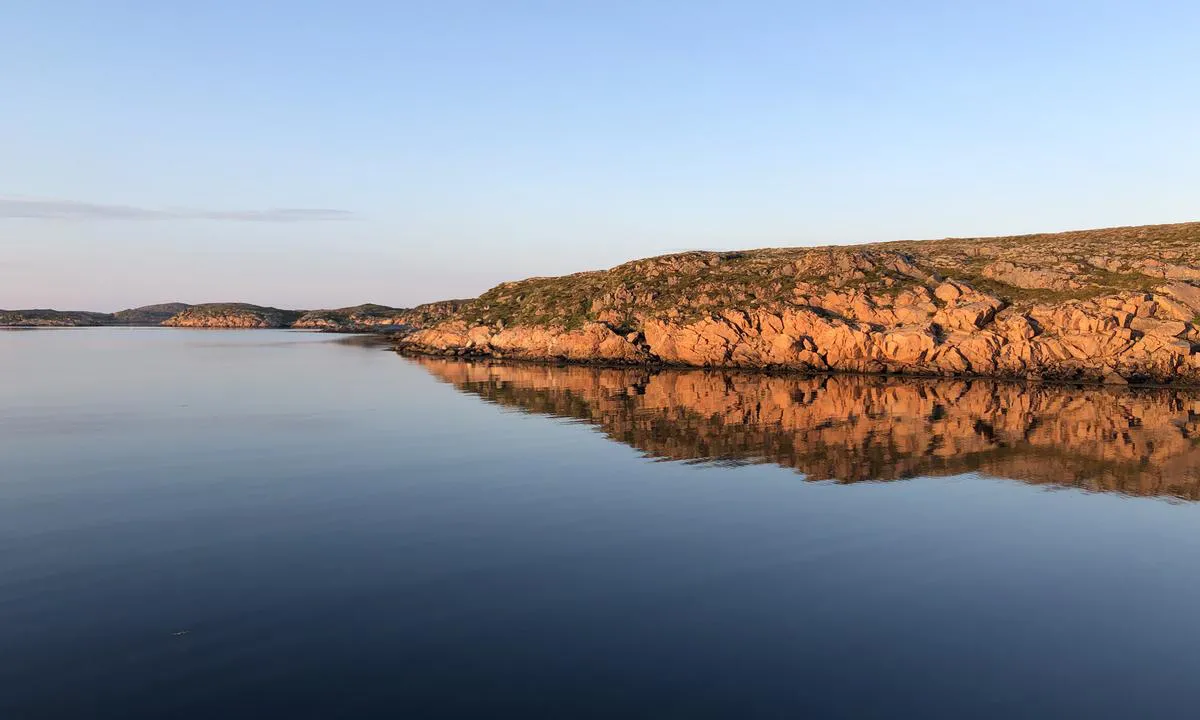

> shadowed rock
[162,303,303,328]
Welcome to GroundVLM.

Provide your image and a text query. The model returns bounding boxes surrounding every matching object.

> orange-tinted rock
[398,222,1200,384]
[1130,318,1188,338]
[981,261,1081,291]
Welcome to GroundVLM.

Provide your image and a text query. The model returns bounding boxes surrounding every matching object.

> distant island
[1,301,466,332]
[0,303,189,328]
[9,221,1200,384]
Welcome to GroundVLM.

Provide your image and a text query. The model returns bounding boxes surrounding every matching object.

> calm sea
[4,328,1200,719]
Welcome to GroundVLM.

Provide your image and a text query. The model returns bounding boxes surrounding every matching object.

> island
[0,303,188,327]
[398,221,1200,384]
[1,301,466,332]
[161,303,305,329]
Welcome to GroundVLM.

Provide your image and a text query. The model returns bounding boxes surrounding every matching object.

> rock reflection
[413,357,1200,500]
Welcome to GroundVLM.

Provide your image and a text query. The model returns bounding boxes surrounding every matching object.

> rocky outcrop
[415,357,1200,499]
[162,303,303,328]
[410,320,647,362]
[981,261,1082,291]
[400,222,1200,383]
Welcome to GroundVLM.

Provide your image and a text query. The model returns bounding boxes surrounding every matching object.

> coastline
[394,343,1200,390]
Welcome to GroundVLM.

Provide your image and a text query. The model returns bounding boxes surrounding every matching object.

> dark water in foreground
[4,329,1200,719]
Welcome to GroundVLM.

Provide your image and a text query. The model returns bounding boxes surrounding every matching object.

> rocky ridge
[400,222,1200,383]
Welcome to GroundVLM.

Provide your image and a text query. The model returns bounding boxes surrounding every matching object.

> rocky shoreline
[398,222,1200,385]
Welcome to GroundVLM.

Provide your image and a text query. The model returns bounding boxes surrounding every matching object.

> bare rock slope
[401,222,1200,383]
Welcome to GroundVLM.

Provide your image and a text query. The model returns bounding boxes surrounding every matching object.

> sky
[2,1,1198,311]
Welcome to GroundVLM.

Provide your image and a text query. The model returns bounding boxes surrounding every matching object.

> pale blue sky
[2,1,1198,311]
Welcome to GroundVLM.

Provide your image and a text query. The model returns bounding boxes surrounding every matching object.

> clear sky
[3,1,1198,311]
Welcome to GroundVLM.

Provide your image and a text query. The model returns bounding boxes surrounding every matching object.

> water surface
[3,329,1200,719]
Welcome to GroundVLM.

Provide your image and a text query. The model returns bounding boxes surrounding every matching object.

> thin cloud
[0,197,354,222]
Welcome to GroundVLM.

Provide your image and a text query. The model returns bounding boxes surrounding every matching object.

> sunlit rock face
[414,357,1200,500]
[400,222,1200,383]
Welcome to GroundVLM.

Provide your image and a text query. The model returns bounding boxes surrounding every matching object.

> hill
[399,221,1200,384]
[0,309,113,327]
[292,300,468,331]
[161,303,305,328]
[0,303,190,327]
[111,303,192,325]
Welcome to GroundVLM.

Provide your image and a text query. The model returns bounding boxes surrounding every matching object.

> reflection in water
[413,357,1200,499]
